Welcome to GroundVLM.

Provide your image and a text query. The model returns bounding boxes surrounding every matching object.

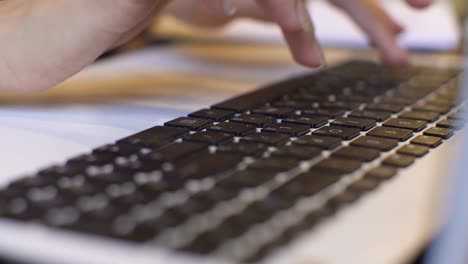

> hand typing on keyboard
[0,0,430,92]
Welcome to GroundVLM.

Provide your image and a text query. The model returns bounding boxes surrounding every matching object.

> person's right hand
[168,0,431,67]
[0,0,431,93]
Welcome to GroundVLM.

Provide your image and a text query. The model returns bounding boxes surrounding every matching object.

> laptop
[0,17,465,264]
[425,17,468,264]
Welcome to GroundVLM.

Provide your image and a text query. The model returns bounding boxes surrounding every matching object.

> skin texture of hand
[0,0,430,92]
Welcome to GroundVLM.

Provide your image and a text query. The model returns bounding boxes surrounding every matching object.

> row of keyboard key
[0,61,463,263]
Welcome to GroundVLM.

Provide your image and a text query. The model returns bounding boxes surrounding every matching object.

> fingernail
[314,44,328,68]
[221,0,237,17]
[296,0,327,67]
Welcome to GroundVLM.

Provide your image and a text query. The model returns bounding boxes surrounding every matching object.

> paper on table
[219,0,460,50]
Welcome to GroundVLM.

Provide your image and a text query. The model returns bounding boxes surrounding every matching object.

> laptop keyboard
[0,61,464,262]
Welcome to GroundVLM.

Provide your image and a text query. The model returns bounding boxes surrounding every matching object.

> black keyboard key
[216,170,274,189]
[118,126,189,148]
[184,131,233,145]
[282,115,328,128]
[303,108,345,119]
[179,230,230,254]
[351,136,398,151]
[208,122,256,136]
[38,165,83,178]
[134,173,178,194]
[294,135,341,150]
[367,127,413,141]
[413,103,451,114]
[56,175,97,195]
[287,93,329,102]
[277,170,342,198]
[313,158,362,174]
[212,81,298,112]
[313,126,360,140]
[67,153,115,166]
[189,109,234,122]
[231,114,274,127]
[168,197,216,218]
[7,173,58,191]
[319,101,362,110]
[145,142,207,162]
[399,111,439,122]
[241,132,289,146]
[93,144,140,157]
[411,135,442,148]
[165,117,212,131]
[437,119,464,130]
[332,146,380,162]
[194,185,240,203]
[383,154,415,167]
[424,127,454,139]
[248,157,299,171]
[249,195,296,217]
[272,145,321,160]
[271,100,313,110]
[365,166,397,181]
[116,161,155,177]
[347,178,380,193]
[365,103,406,113]
[397,144,429,157]
[383,118,427,132]
[348,110,391,122]
[252,106,294,118]
[379,96,415,105]
[331,117,376,131]
[170,153,243,179]
[218,142,267,157]
[263,123,310,137]
[148,210,187,230]
[0,198,42,221]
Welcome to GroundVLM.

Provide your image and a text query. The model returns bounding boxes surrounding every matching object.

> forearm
[0,0,167,92]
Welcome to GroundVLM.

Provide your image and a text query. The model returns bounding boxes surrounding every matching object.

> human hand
[0,0,430,92]
[168,0,432,67]
[0,0,169,92]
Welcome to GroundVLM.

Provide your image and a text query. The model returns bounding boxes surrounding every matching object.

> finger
[114,4,161,47]
[225,0,271,21]
[368,1,404,35]
[255,0,325,67]
[166,0,235,27]
[405,0,431,9]
[167,0,270,27]
[331,0,408,66]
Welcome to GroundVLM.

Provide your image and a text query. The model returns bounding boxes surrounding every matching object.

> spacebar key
[169,152,244,179]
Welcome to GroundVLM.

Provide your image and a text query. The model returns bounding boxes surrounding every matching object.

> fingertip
[381,48,409,67]
[292,41,327,68]
[294,55,323,68]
